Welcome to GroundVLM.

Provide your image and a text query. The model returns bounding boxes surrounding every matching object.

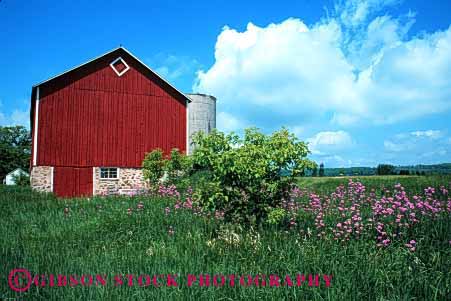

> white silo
[186,93,216,154]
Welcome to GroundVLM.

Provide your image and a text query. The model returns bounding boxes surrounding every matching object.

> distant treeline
[310,163,451,177]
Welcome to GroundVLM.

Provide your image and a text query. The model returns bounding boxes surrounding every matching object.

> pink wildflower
[215,210,225,220]
[137,202,144,210]
[168,226,175,236]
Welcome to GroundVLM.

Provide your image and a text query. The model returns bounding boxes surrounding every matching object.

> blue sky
[1,0,451,168]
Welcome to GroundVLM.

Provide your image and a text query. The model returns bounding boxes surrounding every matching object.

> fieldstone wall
[94,167,148,196]
[30,166,53,193]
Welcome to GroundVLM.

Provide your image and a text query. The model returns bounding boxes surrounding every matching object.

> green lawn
[1,176,450,300]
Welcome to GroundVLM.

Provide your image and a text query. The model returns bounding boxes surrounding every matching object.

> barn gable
[30,47,189,114]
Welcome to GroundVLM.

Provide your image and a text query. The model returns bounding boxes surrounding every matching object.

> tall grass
[0,176,450,300]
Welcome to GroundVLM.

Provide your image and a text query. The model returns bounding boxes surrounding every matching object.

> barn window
[110,57,130,76]
[100,167,119,179]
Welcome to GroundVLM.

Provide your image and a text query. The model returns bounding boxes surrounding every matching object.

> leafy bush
[191,127,315,225]
[142,149,165,190]
[266,208,287,225]
[165,148,192,185]
[142,148,192,190]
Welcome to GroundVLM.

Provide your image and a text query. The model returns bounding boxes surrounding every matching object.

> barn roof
[5,168,29,177]
[30,46,191,130]
[31,46,189,100]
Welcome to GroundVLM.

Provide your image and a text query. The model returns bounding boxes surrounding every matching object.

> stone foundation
[94,167,148,196]
[31,166,149,196]
[30,166,53,193]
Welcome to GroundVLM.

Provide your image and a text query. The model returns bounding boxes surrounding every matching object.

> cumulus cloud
[335,0,400,28]
[288,125,305,138]
[147,54,201,89]
[410,130,443,139]
[321,154,354,167]
[193,0,451,130]
[307,130,353,155]
[0,100,30,128]
[384,129,449,161]
[384,140,405,152]
[10,110,29,127]
[0,109,29,128]
[217,111,247,133]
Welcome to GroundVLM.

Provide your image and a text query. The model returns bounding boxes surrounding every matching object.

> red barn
[30,47,190,197]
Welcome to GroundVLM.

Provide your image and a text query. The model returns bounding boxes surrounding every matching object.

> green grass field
[297,175,451,195]
[1,175,450,300]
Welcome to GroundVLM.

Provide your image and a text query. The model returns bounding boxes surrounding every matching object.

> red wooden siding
[33,49,187,168]
[53,167,92,198]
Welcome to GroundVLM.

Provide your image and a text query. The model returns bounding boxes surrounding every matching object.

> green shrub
[191,127,316,225]
[166,148,192,185]
[142,149,166,190]
[266,208,287,225]
[142,148,193,190]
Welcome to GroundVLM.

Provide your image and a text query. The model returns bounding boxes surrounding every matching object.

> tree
[311,166,318,177]
[191,127,316,225]
[319,163,325,177]
[0,126,31,182]
[376,164,395,175]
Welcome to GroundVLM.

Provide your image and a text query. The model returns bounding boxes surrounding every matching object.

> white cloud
[10,110,29,127]
[193,2,451,129]
[0,100,29,128]
[307,130,353,154]
[335,0,400,28]
[410,130,443,139]
[0,109,29,128]
[217,111,246,133]
[288,125,305,138]
[384,129,449,161]
[383,140,406,152]
[148,54,201,84]
[319,154,354,168]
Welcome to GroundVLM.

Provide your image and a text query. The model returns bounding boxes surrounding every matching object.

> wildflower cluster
[161,186,225,220]
[288,180,450,250]
[154,180,450,248]
[158,184,181,198]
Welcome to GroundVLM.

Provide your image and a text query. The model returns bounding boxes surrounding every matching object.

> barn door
[54,167,93,198]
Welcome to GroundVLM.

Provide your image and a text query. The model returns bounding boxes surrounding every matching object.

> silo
[186,93,216,154]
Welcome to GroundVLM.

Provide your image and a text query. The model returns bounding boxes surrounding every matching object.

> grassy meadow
[1,175,450,300]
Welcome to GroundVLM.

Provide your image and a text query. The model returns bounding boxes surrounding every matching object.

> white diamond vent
[110,57,130,76]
